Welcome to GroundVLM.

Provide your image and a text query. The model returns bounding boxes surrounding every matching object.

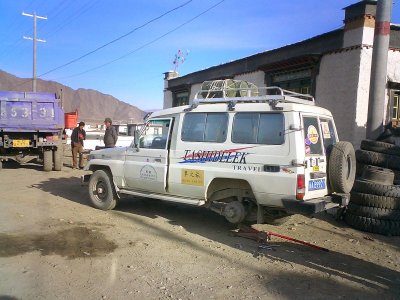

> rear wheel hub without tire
[224,201,246,224]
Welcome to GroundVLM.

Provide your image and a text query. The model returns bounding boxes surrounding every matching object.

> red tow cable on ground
[236,225,329,252]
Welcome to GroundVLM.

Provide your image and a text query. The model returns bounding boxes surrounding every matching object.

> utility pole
[22,12,47,92]
[366,0,393,140]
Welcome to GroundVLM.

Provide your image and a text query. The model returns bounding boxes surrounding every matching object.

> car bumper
[282,193,350,215]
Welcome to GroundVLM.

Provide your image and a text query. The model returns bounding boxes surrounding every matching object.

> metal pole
[33,12,37,92]
[22,12,47,92]
[366,0,393,140]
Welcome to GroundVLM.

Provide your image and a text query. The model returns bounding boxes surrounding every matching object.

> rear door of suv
[302,115,328,199]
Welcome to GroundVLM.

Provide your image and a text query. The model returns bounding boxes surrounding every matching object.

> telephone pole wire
[22,12,47,92]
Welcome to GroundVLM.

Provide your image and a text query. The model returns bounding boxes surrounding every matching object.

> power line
[0,0,39,61]
[44,0,100,39]
[42,0,74,24]
[38,0,193,78]
[55,0,225,80]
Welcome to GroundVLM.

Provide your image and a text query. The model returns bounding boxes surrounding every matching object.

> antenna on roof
[172,49,190,72]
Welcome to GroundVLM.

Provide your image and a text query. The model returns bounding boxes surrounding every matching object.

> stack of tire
[345,139,400,236]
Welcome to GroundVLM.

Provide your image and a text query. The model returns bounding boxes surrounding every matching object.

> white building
[163,0,400,148]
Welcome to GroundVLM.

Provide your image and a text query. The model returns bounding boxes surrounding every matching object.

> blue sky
[0,0,399,110]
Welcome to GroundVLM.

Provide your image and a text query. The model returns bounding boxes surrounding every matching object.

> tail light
[296,174,305,200]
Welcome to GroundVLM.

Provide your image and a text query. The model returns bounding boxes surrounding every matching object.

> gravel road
[0,161,399,300]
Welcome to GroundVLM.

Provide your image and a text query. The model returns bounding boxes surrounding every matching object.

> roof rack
[194,86,314,103]
[184,80,315,112]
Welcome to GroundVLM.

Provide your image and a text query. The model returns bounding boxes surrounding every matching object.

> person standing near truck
[71,121,86,169]
[103,117,118,148]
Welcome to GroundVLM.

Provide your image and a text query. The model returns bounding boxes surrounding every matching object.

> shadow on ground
[1,160,43,171]
[33,176,91,206]
[34,176,400,299]
[1,159,72,171]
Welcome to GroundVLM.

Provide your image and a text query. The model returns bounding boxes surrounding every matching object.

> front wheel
[88,169,118,210]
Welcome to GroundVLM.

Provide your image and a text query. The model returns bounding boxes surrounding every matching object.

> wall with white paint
[316,49,363,146]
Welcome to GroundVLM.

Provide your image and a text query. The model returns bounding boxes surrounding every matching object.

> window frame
[302,115,324,156]
[231,112,285,145]
[180,112,229,143]
[172,90,189,107]
[138,118,172,150]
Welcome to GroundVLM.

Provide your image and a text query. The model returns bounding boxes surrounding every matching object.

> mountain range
[0,70,146,124]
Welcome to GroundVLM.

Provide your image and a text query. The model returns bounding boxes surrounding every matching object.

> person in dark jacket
[71,121,86,169]
[103,117,118,148]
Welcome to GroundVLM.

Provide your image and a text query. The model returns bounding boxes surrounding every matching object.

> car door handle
[154,158,161,162]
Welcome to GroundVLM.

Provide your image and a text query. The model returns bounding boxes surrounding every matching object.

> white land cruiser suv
[83,80,356,225]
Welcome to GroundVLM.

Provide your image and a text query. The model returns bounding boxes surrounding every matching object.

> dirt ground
[0,160,399,300]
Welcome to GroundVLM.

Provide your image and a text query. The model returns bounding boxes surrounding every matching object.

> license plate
[308,179,326,191]
[13,140,30,147]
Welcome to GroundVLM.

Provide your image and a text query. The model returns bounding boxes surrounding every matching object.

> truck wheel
[360,165,394,185]
[347,202,400,221]
[350,191,400,210]
[328,141,356,193]
[53,144,64,171]
[360,139,400,157]
[89,170,118,210]
[344,211,400,236]
[356,149,400,171]
[352,179,400,197]
[43,149,53,172]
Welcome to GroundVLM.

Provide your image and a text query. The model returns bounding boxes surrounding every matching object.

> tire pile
[345,140,400,236]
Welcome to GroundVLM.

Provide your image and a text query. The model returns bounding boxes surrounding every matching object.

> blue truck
[0,91,65,171]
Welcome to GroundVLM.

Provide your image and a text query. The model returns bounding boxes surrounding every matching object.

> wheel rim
[93,180,108,202]
[224,201,246,224]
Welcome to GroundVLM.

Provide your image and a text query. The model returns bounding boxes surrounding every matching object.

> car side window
[181,113,228,143]
[320,118,337,150]
[232,113,284,145]
[139,119,170,149]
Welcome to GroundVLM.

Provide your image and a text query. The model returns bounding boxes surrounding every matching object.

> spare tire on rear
[328,141,356,194]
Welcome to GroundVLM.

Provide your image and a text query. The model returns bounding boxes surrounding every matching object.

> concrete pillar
[163,71,179,109]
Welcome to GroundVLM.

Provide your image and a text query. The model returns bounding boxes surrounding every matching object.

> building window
[392,91,400,126]
[270,69,312,95]
[173,91,189,107]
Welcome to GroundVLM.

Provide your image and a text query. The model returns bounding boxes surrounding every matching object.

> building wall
[163,71,179,109]
[234,71,265,88]
[189,83,202,105]
[163,90,173,109]
[352,48,400,146]
[343,16,375,47]
[316,47,400,148]
[315,49,362,147]
[388,49,400,83]
[354,46,373,142]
